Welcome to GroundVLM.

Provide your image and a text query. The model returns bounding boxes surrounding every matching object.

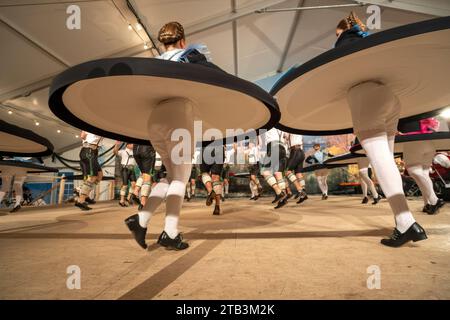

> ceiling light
[8,110,13,115]
[136,23,142,30]
[32,98,38,105]
[440,108,450,119]
[35,121,40,126]
[75,135,79,138]
[128,24,133,30]
[143,43,149,50]
[57,130,61,133]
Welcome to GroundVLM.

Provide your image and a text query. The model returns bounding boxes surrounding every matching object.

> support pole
[58,175,66,205]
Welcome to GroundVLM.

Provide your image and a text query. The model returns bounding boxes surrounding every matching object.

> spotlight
[75,135,79,138]
[128,24,132,30]
[35,121,40,126]
[57,130,61,133]
[8,110,13,115]
[136,23,142,30]
[143,43,149,50]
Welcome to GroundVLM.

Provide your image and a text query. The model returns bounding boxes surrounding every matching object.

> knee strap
[201,173,212,186]
[212,181,222,194]
[141,182,151,197]
[135,177,143,188]
[120,185,128,196]
[277,178,286,190]
[81,180,94,196]
[287,172,297,183]
[265,175,277,187]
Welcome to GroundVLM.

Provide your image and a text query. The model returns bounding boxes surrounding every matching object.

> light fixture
[8,110,13,115]
[440,107,450,119]
[57,129,61,133]
[136,23,142,30]
[35,121,40,126]
[75,135,79,138]
[32,98,38,105]
[128,24,132,30]
[143,43,149,50]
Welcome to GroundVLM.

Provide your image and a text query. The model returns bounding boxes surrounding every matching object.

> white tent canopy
[1,0,446,152]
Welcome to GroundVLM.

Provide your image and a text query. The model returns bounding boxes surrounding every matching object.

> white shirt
[192,149,201,165]
[248,146,259,164]
[118,148,136,167]
[157,49,184,61]
[155,152,162,168]
[83,133,102,145]
[263,128,283,145]
[288,134,303,147]
[225,147,235,165]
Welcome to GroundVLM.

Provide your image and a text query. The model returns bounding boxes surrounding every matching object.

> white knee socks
[359,168,378,198]
[360,177,368,197]
[164,180,186,239]
[407,165,438,206]
[138,179,169,228]
[361,135,415,233]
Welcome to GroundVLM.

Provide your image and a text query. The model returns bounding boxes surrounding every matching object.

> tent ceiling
[0,0,445,153]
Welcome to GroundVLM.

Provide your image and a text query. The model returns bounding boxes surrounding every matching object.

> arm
[80,131,87,140]
[113,141,121,155]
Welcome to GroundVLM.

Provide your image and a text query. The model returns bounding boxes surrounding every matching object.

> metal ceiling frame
[277,0,305,73]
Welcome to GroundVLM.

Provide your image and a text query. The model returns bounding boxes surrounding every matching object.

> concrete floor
[0,196,449,300]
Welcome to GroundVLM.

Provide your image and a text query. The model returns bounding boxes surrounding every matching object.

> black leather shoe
[206,191,216,206]
[253,194,260,201]
[75,201,92,211]
[322,194,328,200]
[10,205,21,213]
[372,195,382,205]
[249,196,256,200]
[213,205,220,215]
[297,193,308,204]
[124,214,147,249]
[422,204,430,213]
[157,231,189,250]
[272,192,285,204]
[294,192,301,199]
[130,194,141,206]
[138,204,144,210]
[85,197,96,205]
[380,222,427,247]
[274,195,288,209]
[286,193,293,200]
[362,197,369,204]
[425,199,445,215]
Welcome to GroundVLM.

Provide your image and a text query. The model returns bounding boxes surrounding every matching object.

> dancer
[352,138,381,204]
[357,157,381,204]
[399,118,446,215]
[125,21,210,249]
[200,141,224,215]
[186,148,200,202]
[336,11,428,246]
[246,141,262,200]
[131,144,156,210]
[284,133,308,204]
[0,164,27,213]
[260,128,289,209]
[305,143,333,200]
[114,142,137,207]
[76,131,103,211]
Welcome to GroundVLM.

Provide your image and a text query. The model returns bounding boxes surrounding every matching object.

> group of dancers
[65,15,448,252]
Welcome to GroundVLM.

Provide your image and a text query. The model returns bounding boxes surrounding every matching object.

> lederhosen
[260,131,287,173]
[133,144,155,175]
[286,142,305,174]
[200,143,225,176]
[80,138,102,178]
[121,150,136,184]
